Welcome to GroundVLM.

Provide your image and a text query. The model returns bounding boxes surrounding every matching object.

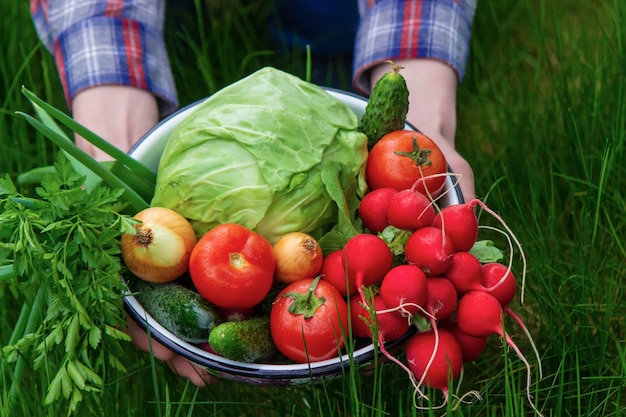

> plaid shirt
[30,0,476,116]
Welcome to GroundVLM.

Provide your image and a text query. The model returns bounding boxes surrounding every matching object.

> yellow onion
[121,207,197,283]
[273,232,323,284]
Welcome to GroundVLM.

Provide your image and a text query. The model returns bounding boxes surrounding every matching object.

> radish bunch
[336,183,544,415]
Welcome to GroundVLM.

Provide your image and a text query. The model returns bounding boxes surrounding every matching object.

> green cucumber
[358,60,410,149]
[208,317,276,363]
[131,279,221,344]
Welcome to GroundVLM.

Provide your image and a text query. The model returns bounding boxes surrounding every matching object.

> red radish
[463,198,528,302]
[413,274,458,388]
[349,295,410,342]
[386,188,435,231]
[349,291,418,395]
[349,296,374,339]
[343,234,393,299]
[405,328,463,404]
[444,251,485,295]
[432,202,479,252]
[456,291,543,416]
[481,262,517,306]
[405,227,454,276]
[481,262,543,380]
[432,199,528,302]
[423,277,458,322]
[320,249,357,297]
[358,187,397,233]
[343,233,394,335]
[379,264,428,316]
[446,322,489,362]
[456,291,507,338]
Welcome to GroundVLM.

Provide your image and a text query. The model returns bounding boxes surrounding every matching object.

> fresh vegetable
[462,199,529,302]
[365,130,447,197]
[273,232,323,284]
[8,68,545,416]
[208,317,276,363]
[444,251,485,295]
[349,294,410,342]
[455,290,542,415]
[404,227,455,276]
[320,249,356,297]
[131,279,221,344]
[189,223,275,310]
[0,154,135,412]
[379,264,428,316]
[348,296,374,339]
[481,262,543,381]
[151,67,368,244]
[270,277,349,363]
[405,328,464,403]
[481,262,517,306]
[18,87,154,212]
[423,277,458,322]
[121,206,197,283]
[446,322,489,363]
[358,187,397,233]
[431,202,479,252]
[358,60,410,149]
[343,233,393,307]
[386,188,435,231]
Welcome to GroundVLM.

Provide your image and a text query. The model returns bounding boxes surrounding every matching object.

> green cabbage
[151,67,367,244]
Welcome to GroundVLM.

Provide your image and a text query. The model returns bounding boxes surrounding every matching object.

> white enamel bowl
[124,88,463,386]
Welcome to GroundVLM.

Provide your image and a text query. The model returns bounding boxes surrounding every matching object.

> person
[30,0,477,386]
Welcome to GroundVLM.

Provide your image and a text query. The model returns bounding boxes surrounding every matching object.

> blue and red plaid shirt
[30,0,476,117]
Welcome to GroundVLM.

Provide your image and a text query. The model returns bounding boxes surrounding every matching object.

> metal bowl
[124,87,463,386]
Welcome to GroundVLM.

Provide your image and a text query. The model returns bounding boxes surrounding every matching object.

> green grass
[1,0,625,416]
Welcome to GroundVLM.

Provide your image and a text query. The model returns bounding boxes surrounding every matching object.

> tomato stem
[282,276,326,319]
[394,136,432,167]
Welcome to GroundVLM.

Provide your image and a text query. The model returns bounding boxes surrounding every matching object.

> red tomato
[270,277,349,363]
[189,223,275,310]
[366,130,447,196]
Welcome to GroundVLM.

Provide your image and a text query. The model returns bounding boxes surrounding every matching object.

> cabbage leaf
[151,67,368,244]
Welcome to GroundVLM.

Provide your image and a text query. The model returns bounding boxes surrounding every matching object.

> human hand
[124,315,214,386]
[370,59,476,202]
[421,133,475,204]
[72,86,159,160]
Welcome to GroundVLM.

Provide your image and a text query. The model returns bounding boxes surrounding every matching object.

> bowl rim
[124,86,463,384]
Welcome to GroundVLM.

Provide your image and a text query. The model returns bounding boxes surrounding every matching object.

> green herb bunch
[1,153,138,414]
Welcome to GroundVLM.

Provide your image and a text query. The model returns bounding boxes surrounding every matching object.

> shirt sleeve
[30,0,178,116]
[353,0,477,94]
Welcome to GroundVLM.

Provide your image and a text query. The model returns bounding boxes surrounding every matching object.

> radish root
[469,199,528,303]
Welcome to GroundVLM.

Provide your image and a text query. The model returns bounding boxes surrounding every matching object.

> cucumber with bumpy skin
[131,279,221,344]
[359,61,410,149]
[209,317,277,363]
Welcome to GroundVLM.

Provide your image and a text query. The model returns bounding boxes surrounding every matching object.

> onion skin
[121,207,197,283]
[273,232,323,284]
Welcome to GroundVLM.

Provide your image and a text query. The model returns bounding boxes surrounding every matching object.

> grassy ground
[1,0,625,416]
